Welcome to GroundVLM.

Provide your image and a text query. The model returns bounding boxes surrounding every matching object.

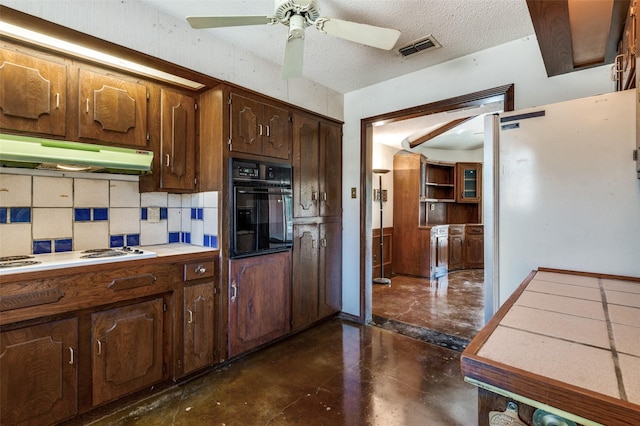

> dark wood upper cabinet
[78,68,149,148]
[159,88,196,191]
[230,92,291,160]
[0,47,67,137]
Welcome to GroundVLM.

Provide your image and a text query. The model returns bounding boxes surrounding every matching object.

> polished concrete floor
[82,319,477,425]
[372,270,485,349]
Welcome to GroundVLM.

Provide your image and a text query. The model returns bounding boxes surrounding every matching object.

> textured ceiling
[140,0,536,94]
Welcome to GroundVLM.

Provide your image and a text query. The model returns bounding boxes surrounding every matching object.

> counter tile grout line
[599,278,628,401]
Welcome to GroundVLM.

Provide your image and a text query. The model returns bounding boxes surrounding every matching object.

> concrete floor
[83,319,478,425]
[372,270,485,350]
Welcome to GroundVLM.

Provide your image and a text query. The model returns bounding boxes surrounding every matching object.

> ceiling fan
[186,0,401,79]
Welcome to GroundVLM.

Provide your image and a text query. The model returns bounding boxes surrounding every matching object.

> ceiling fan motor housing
[275,0,320,27]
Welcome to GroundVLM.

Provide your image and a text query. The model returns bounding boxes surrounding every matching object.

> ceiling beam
[408,116,478,149]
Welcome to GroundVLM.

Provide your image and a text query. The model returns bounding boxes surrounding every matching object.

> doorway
[359,84,515,346]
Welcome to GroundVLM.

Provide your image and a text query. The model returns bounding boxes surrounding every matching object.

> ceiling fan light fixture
[398,35,441,57]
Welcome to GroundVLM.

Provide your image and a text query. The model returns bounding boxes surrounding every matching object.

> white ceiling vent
[398,35,441,57]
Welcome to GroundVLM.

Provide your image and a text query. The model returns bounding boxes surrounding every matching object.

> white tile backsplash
[110,208,141,235]
[73,221,109,251]
[0,173,219,255]
[32,208,72,239]
[140,220,168,245]
[33,176,73,207]
[74,179,109,207]
[0,174,31,206]
[110,181,140,207]
[141,192,168,207]
[0,223,31,257]
[168,193,182,208]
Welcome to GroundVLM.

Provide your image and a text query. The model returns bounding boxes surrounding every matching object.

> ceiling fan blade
[282,36,304,79]
[186,15,274,29]
[316,18,401,50]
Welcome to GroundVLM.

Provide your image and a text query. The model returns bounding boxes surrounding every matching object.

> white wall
[343,35,616,317]
[0,0,343,120]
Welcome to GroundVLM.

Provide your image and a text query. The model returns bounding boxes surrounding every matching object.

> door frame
[359,84,515,323]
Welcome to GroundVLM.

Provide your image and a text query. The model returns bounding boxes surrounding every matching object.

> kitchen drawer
[184,260,217,281]
[432,225,449,236]
[0,262,178,325]
[466,225,483,235]
[449,225,464,235]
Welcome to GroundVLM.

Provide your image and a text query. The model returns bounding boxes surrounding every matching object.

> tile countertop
[142,243,218,257]
[461,269,640,426]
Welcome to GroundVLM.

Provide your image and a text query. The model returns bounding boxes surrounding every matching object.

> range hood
[0,134,153,174]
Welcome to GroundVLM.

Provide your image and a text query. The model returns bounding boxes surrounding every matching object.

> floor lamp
[373,169,391,285]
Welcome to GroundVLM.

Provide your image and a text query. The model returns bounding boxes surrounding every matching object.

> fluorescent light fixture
[0,21,205,90]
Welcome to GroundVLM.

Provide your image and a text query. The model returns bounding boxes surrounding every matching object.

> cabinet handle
[320,238,327,248]
[266,125,270,137]
[187,309,194,324]
[195,265,207,274]
[231,281,238,302]
[96,339,103,355]
[165,154,170,167]
[55,93,60,109]
[259,124,263,136]
[312,239,318,249]
[311,191,318,201]
[322,192,327,201]
[86,98,89,113]
[69,347,74,365]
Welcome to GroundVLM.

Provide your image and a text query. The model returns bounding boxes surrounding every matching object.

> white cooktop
[0,247,157,275]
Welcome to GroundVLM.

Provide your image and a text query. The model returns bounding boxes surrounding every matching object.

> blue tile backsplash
[0,172,219,257]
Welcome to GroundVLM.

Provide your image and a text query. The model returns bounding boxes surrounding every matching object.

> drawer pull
[108,273,157,291]
[0,288,64,312]
[195,265,207,274]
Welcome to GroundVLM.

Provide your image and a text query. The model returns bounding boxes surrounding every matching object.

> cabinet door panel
[230,93,261,156]
[92,298,164,406]
[184,282,215,374]
[262,103,290,160]
[228,251,291,358]
[160,88,196,190]
[293,114,319,218]
[0,318,77,425]
[319,121,342,217]
[319,221,342,318]
[292,224,319,329]
[78,69,148,147]
[0,48,67,136]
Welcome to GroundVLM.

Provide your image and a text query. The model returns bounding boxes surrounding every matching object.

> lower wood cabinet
[465,225,484,269]
[91,298,165,406]
[183,281,215,375]
[228,251,291,358]
[0,317,78,425]
[292,221,342,330]
[448,225,465,271]
[430,225,449,278]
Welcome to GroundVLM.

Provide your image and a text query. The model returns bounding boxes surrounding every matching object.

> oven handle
[236,189,291,195]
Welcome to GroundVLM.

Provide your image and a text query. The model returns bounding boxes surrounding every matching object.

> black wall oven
[231,158,293,258]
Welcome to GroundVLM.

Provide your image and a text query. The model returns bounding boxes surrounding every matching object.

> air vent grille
[398,35,441,57]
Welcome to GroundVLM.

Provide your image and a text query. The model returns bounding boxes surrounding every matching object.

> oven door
[232,186,292,258]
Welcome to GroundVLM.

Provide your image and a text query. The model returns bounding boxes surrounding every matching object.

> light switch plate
[148,207,161,223]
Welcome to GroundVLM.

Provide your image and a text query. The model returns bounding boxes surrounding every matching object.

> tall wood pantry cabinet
[291,112,342,330]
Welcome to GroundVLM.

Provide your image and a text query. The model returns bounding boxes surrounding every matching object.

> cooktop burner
[0,247,157,275]
[0,255,35,262]
[0,260,41,268]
